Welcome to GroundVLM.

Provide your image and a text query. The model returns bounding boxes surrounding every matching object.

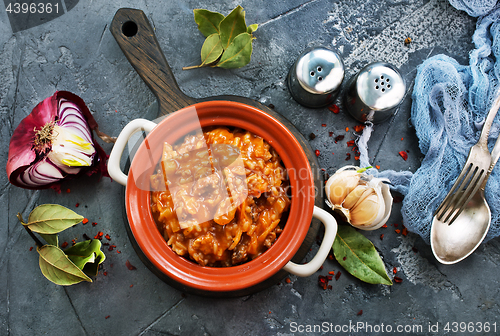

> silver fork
[434,90,500,225]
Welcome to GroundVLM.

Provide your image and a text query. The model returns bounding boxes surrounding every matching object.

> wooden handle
[110,8,196,115]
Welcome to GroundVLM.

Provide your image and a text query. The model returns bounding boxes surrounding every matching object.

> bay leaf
[39,233,58,246]
[193,8,225,37]
[333,225,392,285]
[247,24,258,34]
[38,245,91,285]
[217,33,253,69]
[219,5,247,50]
[201,33,223,66]
[64,239,106,276]
[26,204,83,234]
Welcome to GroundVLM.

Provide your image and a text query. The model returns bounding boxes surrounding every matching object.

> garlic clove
[326,170,360,206]
[350,191,382,226]
[343,185,369,209]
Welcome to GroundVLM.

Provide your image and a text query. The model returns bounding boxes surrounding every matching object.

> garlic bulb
[325,166,393,230]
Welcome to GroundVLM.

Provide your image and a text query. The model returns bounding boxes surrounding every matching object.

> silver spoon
[431,124,500,264]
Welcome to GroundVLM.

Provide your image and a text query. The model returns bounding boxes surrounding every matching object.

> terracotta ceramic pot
[108,101,337,295]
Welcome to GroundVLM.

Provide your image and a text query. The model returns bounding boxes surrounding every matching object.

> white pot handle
[107,118,157,186]
[283,206,338,277]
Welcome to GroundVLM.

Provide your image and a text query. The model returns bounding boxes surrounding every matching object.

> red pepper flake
[108,244,116,251]
[318,275,329,290]
[399,150,408,161]
[29,246,33,251]
[375,165,380,169]
[269,311,272,314]
[394,223,399,227]
[126,260,137,270]
[66,188,71,193]
[327,285,332,290]
[357,310,363,316]
[347,140,356,147]
[321,123,327,127]
[82,218,89,224]
[315,149,320,157]
[345,153,351,161]
[402,227,408,236]
[395,229,401,234]
[75,203,79,207]
[327,275,333,281]
[285,278,291,284]
[345,127,349,132]
[382,224,388,228]
[343,256,346,261]
[394,276,403,283]
[309,133,316,140]
[61,242,69,248]
[334,135,344,143]
[401,137,404,141]
[105,234,111,240]
[130,284,134,288]
[72,238,77,246]
[92,222,98,227]
[329,131,334,137]
[335,271,342,281]
[354,125,365,133]
[380,234,384,240]
[319,265,323,270]
[354,156,360,161]
[117,250,121,254]
[393,267,397,274]
[103,271,108,276]
[105,315,110,319]
[328,104,340,114]
[94,231,104,240]
[328,271,335,275]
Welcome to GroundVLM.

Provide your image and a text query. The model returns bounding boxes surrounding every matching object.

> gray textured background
[2,0,500,335]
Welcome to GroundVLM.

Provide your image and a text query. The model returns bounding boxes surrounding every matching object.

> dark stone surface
[2,0,500,335]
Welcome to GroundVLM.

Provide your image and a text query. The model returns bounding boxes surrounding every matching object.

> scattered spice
[130,284,134,288]
[103,271,108,276]
[108,245,117,251]
[61,242,69,248]
[394,223,399,227]
[335,271,342,281]
[315,149,320,157]
[105,315,110,319]
[309,133,316,140]
[395,229,401,234]
[404,37,412,45]
[402,227,408,236]
[92,222,98,227]
[393,267,397,274]
[357,310,363,316]
[319,265,323,270]
[347,140,356,147]
[318,275,331,290]
[322,123,327,127]
[75,203,79,207]
[117,250,121,254]
[334,135,344,143]
[329,131,334,137]
[354,125,365,133]
[72,238,77,246]
[285,278,291,284]
[82,218,89,224]
[105,234,111,240]
[345,127,349,132]
[94,231,104,240]
[343,256,346,261]
[29,246,33,251]
[66,189,71,193]
[126,260,137,270]
[375,165,380,169]
[399,151,408,161]
[380,234,384,240]
[394,276,403,283]
[328,104,340,114]
[345,153,351,161]
[401,137,404,141]
[328,271,335,275]
[381,224,388,228]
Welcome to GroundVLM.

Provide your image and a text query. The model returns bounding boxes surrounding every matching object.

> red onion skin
[6,91,109,190]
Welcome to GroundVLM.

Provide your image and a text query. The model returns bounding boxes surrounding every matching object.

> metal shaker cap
[287,47,344,108]
[344,62,405,123]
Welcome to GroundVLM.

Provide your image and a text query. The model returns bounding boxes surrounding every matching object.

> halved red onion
[6,91,108,189]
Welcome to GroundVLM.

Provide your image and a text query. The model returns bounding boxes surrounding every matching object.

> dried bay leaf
[39,233,58,246]
[201,33,223,66]
[247,24,258,34]
[26,204,83,234]
[333,225,392,285]
[38,245,92,286]
[217,33,253,69]
[64,239,106,276]
[219,5,248,50]
[193,8,225,37]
